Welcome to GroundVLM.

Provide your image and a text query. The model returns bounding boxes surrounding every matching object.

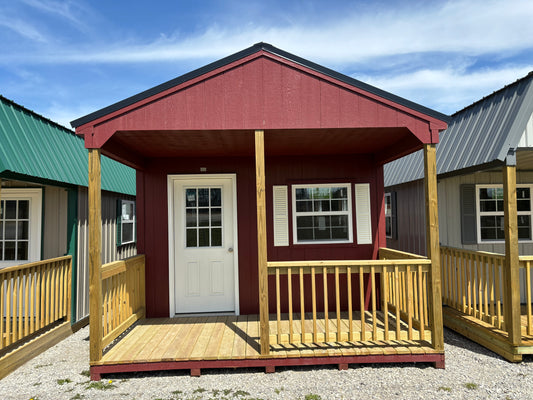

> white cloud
[0,17,47,42]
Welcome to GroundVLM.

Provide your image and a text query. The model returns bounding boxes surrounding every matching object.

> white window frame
[0,188,42,268]
[475,184,533,244]
[119,199,136,245]
[385,192,392,239]
[292,183,353,245]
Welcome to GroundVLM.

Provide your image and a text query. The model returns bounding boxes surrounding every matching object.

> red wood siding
[137,154,384,317]
[85,57,436,149]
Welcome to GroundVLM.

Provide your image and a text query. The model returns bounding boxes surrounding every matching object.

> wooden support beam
[88,149,103,363]
[502,163,522,347]
[423,143,444,351]
[255,129,270,356]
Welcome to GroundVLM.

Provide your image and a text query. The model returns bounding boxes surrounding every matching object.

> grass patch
[304,395,322,400]
[34,363,52,369]
[438,386,452,392]
[69,395,84,400]
[463,382,479,390]
[234,390,251,397]
[80,370,90,378]
[193,387,207,394]
[57,378,73,385]
[85,380,117,390]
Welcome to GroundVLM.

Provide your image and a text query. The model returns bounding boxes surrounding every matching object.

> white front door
[170,175,237,314]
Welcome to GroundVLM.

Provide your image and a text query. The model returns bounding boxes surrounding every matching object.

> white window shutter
[273,185,289,246]
[355,183,372,245]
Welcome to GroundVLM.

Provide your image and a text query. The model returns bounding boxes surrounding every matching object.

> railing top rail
[102,254,145,280]
[0,255,72,275]
[378,247,427,260]
[440,246,506,259]
[267,259,431,268]
[519,256,533,262]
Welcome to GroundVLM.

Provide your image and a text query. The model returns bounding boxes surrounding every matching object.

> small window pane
[517,187,530,199]
[186,189,197,207]
[0,200,3,219]
[0,221,3,239]
[186,229,197,247]
[211,228,222,246]
[198,209,210,227]
[210,189,221,207]
[122,203,134,221]
[518,199,530,212]
[0,242,2,259]
[122,223,134,243]
[17,241,28,261]
[331,215,348,228]
[331,227,348,239]
[314,200,330,212]
[386,217,392,237]
[331,187,347,199]
[198,228,210,247]
[296,216,313,228]
[17,221,28,240]
[480,200,496,212]
[297,228,314,241]
[186,209,197,227]
[313,187,330,199]
[18,200,29,219]
[5,221,16,240]
[4,241,15,260]
[295,188,311,200]
[5,201,16,219]
[198,189,209,207]
[296,200,313,212]
[211,208,222,226]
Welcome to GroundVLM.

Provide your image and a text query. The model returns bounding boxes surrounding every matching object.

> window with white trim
[0,188,42,268]
[385,193,392,239]
[118,199,136,245]
[292,184,352,244]
[476,185,532,242]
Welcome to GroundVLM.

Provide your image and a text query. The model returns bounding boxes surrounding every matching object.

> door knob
[228,247,234,253]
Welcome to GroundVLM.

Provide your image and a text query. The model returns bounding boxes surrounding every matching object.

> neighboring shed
[384,72,533,361]
[0,94,137,324]
[72,43,450,378]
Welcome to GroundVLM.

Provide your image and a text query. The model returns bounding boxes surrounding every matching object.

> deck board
[96,312,439,367]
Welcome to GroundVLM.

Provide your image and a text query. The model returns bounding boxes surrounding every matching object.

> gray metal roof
[384,72,533,187]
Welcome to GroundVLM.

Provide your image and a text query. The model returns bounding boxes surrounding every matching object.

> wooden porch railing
[267,248,435,346]
[99,254,145,350]
[1,256,72,350]
[441,246,533,338]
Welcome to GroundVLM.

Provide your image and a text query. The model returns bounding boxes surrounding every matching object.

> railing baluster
[406,265,413,340]
[6,272,12,346]
[359,266,365,341]
[323,266,329,342]
[288,267,293,343]
[17,270,22,341]
[489,256,495,325]
[335,266,341,342]
[276,268,281,344]
[394,265,400,340]
[383,266,389,341]
[311,267,317,343]
[371,266,377,341]
[526,261,532,336]
[417,265,425,340]
[0,272,5,349]
[300,267,305,343]
[347,266,353,341]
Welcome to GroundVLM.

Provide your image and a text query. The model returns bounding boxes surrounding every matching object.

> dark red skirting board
[90,353,445,380]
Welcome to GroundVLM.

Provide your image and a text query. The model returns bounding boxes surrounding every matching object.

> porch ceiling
[103,127,420,164]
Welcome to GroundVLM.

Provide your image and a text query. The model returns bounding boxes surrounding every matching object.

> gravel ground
[0,326,531,400]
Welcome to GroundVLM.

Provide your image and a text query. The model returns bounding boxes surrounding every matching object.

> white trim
[355,183,372,245]
[475,183,533,244]
[167,174,239,317]
[0,188,42,268]
[291,183,353,245]
[273,185,289,247]
[385,192,392,239]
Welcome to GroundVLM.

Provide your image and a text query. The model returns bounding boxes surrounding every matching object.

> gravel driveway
[0,325,531,400]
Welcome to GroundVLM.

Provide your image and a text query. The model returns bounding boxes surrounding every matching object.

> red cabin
[72,43,448,379]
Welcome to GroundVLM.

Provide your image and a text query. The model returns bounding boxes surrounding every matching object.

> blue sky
[1,0,533,128]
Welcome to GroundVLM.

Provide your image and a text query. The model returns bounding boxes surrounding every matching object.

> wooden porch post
[423,143,444,351]
[255,130,270,356]
[502,161,522,347]
[88,149,103,363]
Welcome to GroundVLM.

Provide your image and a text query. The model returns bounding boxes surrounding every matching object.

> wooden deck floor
[443,306,533,363]
[90,313,443,379]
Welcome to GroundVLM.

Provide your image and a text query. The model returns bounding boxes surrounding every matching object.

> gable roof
[71,42,450,129]
[384,71,533,187]
[0,95,135,195]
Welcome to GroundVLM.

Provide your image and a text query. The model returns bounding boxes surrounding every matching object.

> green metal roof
[0,95,135,195]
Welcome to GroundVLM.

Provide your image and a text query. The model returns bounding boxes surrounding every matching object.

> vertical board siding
[42,187,68,259]
[76,188,137,321]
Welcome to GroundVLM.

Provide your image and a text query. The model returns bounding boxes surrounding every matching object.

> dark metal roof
[71,42,450,128]
[0,95,136,195]
[384,72,533,187]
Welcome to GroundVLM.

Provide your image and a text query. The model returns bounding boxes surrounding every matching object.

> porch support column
[502,156,521,347]
[255,130,269,356]
[423,143,444,351]
[88,149,103,363]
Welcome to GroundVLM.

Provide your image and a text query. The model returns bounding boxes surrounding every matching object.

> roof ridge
[0,94,77,136]
[451,71,533,117]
